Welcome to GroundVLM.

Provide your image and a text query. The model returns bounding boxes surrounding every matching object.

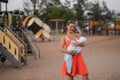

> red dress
[61,37,88,76]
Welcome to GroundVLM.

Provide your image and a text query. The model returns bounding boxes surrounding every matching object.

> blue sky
[1,0,120,13]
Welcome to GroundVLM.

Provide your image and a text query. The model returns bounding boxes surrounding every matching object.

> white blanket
[64,37,87,73]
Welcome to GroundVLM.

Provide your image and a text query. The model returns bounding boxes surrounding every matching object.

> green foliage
[73,0,87,20]
[86,1,113,20]
[74,3,84,20]
[23,0,87,21]
[23,0,113,22]
[41,7,75,23]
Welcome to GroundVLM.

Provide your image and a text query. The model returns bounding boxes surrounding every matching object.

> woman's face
[67,23,75,33]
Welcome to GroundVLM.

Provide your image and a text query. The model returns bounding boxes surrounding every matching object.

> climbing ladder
[0,25,27,67]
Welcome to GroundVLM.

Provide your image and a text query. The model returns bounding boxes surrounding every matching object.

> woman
[59,21,89,80]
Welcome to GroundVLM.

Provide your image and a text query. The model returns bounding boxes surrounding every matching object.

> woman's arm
[59,36,75,55]
[59,36,68,53]
[73,33,86,47]
[79,43,85,47]
[73,41,85,47]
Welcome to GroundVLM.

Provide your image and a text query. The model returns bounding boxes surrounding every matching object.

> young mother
[59,21,89,80]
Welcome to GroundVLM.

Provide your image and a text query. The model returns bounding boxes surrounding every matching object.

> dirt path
[0,35,120,80]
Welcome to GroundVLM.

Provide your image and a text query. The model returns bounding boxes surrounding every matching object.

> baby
[64,37,87,73]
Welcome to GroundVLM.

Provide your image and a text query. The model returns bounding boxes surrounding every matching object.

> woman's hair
[63,20,75,33]
[66,20,75,26]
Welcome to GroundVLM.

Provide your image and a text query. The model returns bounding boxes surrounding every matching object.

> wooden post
[114,19,116,35]
[106,20,108,36]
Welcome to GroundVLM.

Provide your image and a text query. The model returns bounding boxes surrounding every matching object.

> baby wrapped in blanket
[64,37,87,73]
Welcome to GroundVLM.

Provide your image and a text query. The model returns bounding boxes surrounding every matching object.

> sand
[0,35,120,80]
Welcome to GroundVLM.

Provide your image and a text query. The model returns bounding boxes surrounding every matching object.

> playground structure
[0,0,51,67]
[23,15,51,40]
[82,20,120,35]
[0,24,27,67]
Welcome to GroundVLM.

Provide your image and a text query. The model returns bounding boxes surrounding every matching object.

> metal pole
[5,2,8,25]
[56,21,58,35]
[0,2,1,11]
[6,3,7,11]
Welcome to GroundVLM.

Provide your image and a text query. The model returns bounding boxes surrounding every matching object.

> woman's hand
[79,43,85,47]
[68,50,75,55]
[72,42,81,46]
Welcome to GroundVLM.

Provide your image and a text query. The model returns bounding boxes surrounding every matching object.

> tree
[86,0,112,20]
[23,0,83,23]
[89,1,102,20]
[30,0,37,14]
[23,0,32,15]
[41,6,75,23]
[101,1,112,20]
[63,0,72,8]
[73,0,87,20]
[23,0,49,16]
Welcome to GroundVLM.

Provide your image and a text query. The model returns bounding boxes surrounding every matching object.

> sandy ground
[0,35,120,80]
